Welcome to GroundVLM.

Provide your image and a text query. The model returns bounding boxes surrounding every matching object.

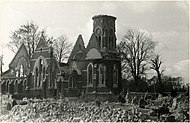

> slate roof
[9,43,29,68]
[1,69,12,78]
[82,33,102,60]
[36,33,48,49]
[68,35,85,62]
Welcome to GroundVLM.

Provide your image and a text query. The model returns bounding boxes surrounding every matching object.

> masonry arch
[86,48,102,60]
[98,64,106,87]
[6,80,10,93]
[9,80,14,94]
[87,63,93,87]
[18,79,23,93]
[73,50,83,60]
[23,79,27,91]
[33,56,48,88]
[14,79,18,93]
[1,80,6,94]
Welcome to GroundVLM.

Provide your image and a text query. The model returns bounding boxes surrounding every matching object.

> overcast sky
[0,1,189,82]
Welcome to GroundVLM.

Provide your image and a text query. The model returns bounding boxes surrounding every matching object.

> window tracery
[87,63,93,87]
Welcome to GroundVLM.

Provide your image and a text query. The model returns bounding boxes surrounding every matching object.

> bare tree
[8,21,40,58]
[8,21,71,63]
[52,35,72,63]
[117,29,156,83]
[0,55,3,73]
[150,54,164,85]
[117,42,132,80]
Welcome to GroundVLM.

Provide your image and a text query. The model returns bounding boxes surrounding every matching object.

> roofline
[9,44,29,68]
[92,14,116,20]
[68,34,85,62]
[1,69,11,76]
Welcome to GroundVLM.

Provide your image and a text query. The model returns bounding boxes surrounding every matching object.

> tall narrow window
[109,36,113,50]
[39,59,43,87]
[111,37,113,50]
[98,36,101,48]
[20,65,24,77]
[6,80,9,92]
[109,29,114,50]
[23,79,27,91]
[43,67,46,79]
[14,80,18,93]
[18,80,23,93]
[98,64,106,87]
[16,71,19,77]
[9,81,14,94]
[105,37,107,48]
[113,65,118,88]
[68,76,73,88]
[103,65,106,85]
[35,68,38,88]
[98,64,104,86]
[87,63,93,86]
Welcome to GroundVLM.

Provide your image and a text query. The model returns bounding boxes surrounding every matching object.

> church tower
[92,15,117,52]
[83,15,121,100]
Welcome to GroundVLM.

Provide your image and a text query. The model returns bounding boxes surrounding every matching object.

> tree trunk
[157,72,163,93]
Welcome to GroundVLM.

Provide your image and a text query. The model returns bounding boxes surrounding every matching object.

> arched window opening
[14,80,18,93]
[43,67,46,79]
[20,65,24,77]
[109,36,113,50]
[18,80,23,93]
[6,80,9,92]
[97,36,101,48]
[9,80,14,94]
[98,64,106,87]
[104,37,107,48]
[16,71,19,77]
[38,59,43,87]
[35,68,38,88]
[23,79,27,91]
[33,56,47,88]
[1,81,6,94]
[39,59,43,71]
[87,63,93,86]
[98,64,102,86]
[109,29,114,50]
[113,65,118,88]
[73,52,83,60]
[102,65,106,86]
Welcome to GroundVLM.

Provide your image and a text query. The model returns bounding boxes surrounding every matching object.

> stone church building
[1,15,122,99]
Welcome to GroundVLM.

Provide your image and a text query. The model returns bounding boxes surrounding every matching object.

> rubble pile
[0,99,150,122]
[0,93,189,122]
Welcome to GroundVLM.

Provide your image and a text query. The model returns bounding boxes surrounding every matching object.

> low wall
[127,92,157,105]
[84,93,117,102]
[126,92,173,104]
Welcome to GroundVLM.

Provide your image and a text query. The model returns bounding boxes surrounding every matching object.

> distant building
[1,15,122,99]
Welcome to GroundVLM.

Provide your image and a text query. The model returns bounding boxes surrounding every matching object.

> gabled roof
[85,33,101,52]
[1,69,12,77]
[82,33,102,59]
[36,33,48,49]
[9,43,29,68]
[68,34,85,62]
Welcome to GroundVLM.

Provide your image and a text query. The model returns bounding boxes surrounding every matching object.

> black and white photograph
[0,0,189,122]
